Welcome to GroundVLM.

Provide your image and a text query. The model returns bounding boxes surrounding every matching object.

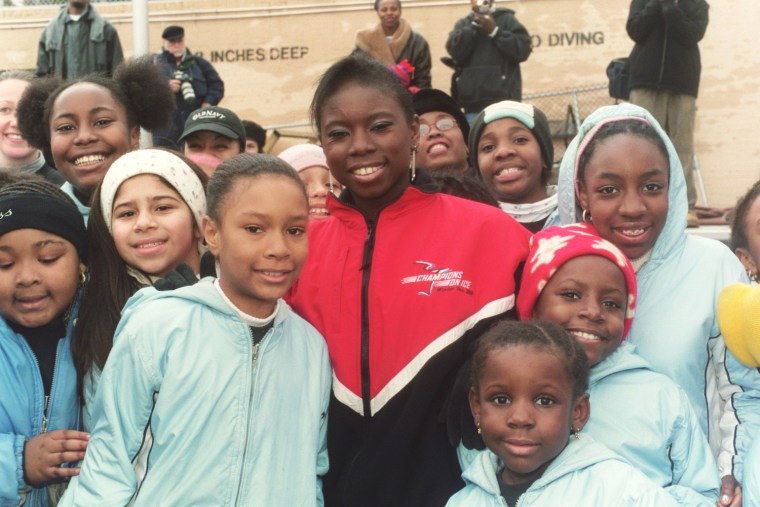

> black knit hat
[0,193,87,263]
[468,101,554,183]
[242,120,266,151]
[412,88,470,142]
[162,25,184,41]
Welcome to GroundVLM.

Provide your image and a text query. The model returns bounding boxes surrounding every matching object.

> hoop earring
[748,270,758,283]
[582,209,592,223]
[409,147,417,183]
[80,269,87,285]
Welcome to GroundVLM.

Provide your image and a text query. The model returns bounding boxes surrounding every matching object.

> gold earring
[582,209,592,223]
[476,421,481,435]
[409,147,417,183]
[80,269,87,285]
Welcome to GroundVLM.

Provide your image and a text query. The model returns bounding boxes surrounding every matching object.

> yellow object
[718,283,760,367]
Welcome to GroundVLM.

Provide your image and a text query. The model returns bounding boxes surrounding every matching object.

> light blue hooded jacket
[447,436,679,506]
[0,293,82,507]
[555,103,759,479]
[585,341,719,505]
[744,436,760,506]
[59,280,332,506]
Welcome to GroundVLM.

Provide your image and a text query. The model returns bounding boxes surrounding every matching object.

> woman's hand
[23,430,89,486]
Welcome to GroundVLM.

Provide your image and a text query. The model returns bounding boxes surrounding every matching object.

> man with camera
[445,0,532,123]
[153,25,225,150]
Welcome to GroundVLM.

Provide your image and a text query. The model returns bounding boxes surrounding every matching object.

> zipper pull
[41,395,50,433]
[252,342,261,371]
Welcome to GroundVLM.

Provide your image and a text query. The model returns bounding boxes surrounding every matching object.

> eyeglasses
[419,118,458,137]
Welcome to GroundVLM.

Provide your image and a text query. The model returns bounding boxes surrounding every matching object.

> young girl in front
[71,148,208,430]
[517,223,719,505]
[0,179,89,506]
[555,103,760,506]
[287,54,531,507]
[447,319,678,506]
[58,154,331,505]
[17,57,174,222]
[469,100,556,232]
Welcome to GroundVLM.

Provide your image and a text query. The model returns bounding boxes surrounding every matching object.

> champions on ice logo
[401,261,473,296]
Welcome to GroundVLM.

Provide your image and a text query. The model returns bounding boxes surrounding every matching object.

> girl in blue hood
[556,103,760,506]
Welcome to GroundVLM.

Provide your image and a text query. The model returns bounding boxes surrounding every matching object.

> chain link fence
[523,84,617,169]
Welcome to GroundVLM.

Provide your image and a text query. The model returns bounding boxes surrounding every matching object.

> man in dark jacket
[35,0,123,79]
[627,0,709,227]
[445,0,532,122]
[153,25,225,150]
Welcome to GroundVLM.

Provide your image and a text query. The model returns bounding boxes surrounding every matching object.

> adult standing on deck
[35,0,123,79]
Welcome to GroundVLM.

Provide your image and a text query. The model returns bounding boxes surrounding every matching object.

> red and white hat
[516,222,638,339]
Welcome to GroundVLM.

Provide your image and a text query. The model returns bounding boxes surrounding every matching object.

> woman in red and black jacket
[287,54,531,507]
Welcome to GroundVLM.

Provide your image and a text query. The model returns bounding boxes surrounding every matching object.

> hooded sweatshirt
[556,103,759,478]
[447,436,679,507]
[585,341,719,505]
[58,280,331,506]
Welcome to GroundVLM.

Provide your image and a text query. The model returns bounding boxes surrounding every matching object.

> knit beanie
[718,283,760,368]
[277,143,329,173]
[100,149,207,235]
[516,222,638,339]
[412,88,470,142]
[0,193,87,263]
[468,100,553,180]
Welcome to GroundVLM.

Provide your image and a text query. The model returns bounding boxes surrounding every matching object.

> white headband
[100,149,207,234]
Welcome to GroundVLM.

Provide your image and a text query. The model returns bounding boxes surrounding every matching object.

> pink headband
[574,116,651,203]
[516,223,637,339]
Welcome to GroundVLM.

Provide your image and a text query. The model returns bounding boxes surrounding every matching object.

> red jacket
[289,183,531,507]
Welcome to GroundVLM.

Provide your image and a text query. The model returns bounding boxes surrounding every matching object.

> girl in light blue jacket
[448,320,677,507]
[516,223,719,505]
[0,180,89,506]
[59,154,332,506]
[555,103,760,505]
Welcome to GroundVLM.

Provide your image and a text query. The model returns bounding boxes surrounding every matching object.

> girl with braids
[447,320,678,506]
[0,71,63,185]
[71,148,208,431]
[0,178,89,506]
[17,57,174,222]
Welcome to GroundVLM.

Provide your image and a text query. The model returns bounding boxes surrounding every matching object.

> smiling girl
[517,223,719,505]
[0,179,89,506]
[556,103,760,506]
[447,320,678,506]
[469,100,556,232]
[288,54,531,507]
[71,148,207,430]
[17,57,174,222]
[59,154,330,506]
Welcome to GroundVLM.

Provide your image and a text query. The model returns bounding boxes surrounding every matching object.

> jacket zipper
[360,219,376,419]
[30,342,60,434]
[234,325,268,505]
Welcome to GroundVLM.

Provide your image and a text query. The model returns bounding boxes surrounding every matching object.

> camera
[473,0,489,14]
[172,70,196,104]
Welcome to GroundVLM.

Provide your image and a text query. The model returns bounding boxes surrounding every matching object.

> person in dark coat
[153,25,225,150]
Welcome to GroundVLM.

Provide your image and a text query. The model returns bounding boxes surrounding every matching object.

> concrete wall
[1,0,757,207]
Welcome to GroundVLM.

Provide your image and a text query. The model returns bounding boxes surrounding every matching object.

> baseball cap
[178,106,246,151]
